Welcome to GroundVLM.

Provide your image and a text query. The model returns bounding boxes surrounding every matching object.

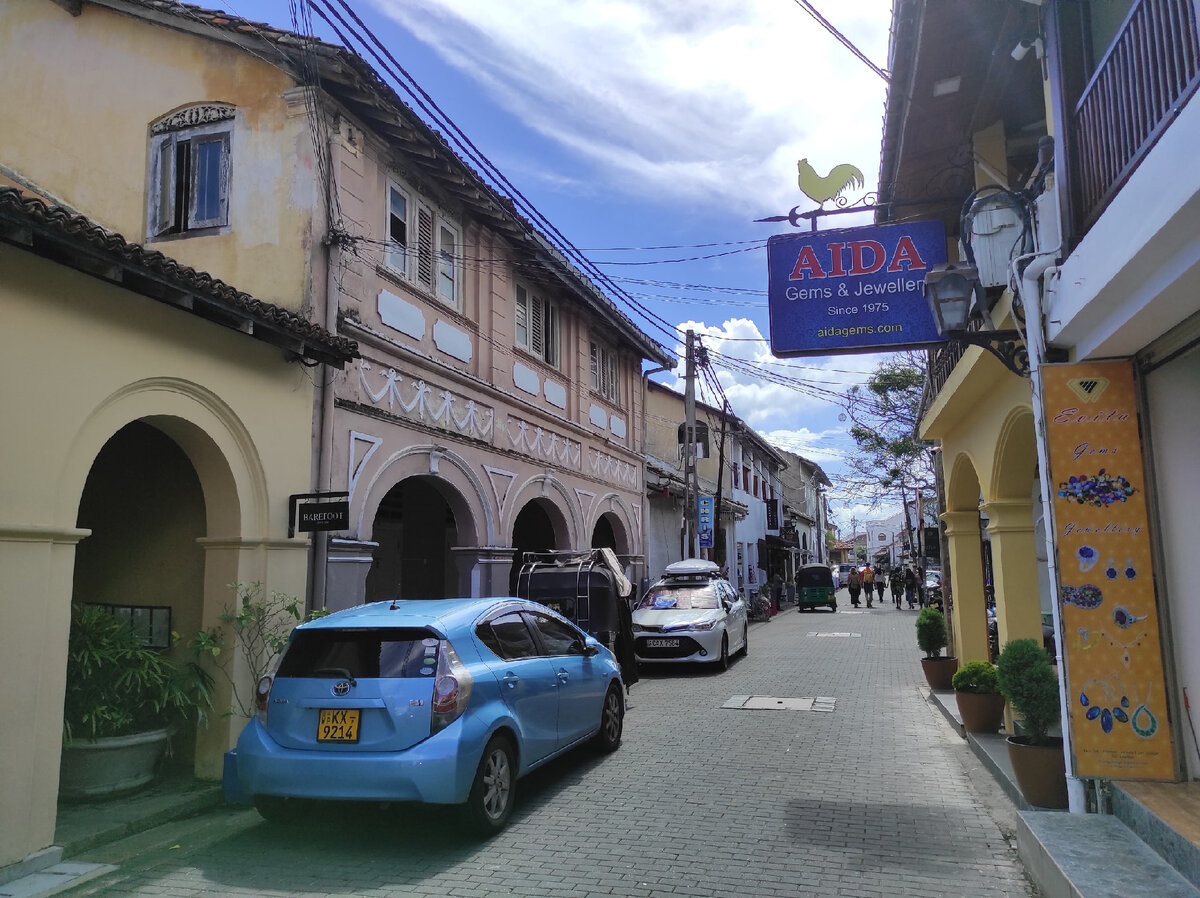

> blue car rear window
[277,628,440,679]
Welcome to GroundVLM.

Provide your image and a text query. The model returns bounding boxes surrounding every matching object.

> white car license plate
[646,637,681,648]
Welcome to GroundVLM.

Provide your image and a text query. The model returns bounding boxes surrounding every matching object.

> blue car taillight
[431,640,473,735]
[254,674,273,724]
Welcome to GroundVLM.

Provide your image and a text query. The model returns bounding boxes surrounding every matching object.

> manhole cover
[722,695,836,712]
[805,631,861,637]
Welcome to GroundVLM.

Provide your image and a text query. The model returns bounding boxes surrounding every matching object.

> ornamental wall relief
[590,449,639,488]
[507,417,581,470]
[357,363,493,440]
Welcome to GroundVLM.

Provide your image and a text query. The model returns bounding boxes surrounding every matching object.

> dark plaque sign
[297,500,349,532]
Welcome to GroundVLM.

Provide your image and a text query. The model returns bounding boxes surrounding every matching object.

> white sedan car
[631,560,748,670]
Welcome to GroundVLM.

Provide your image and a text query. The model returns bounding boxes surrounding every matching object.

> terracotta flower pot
[920,656,959,690]
[955,691,1006,733]
[1006,736,1068,809]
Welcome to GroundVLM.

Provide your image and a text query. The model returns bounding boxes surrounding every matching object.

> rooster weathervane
[757,157,880,231]
[797,158,864,204]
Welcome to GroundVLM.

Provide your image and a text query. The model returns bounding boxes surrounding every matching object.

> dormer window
[148,104,234,239]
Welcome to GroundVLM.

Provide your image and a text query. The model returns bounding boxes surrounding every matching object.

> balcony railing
[1073,0,1200,231]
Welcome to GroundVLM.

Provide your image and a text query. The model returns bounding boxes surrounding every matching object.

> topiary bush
[952,659,1000,694]
[996,638,1060,745]
[915,606,948,659]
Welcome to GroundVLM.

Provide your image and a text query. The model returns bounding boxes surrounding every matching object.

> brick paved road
[68,595,1038,897]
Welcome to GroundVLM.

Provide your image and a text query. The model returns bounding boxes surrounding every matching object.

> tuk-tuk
[796,563,837,612]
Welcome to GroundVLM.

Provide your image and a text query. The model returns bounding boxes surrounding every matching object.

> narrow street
[65,596,1037,898]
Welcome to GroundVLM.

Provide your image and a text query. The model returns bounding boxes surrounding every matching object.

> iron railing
[1073,0,1200,231]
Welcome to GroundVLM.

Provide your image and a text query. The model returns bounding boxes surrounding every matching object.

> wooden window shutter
[416,205,434,288]
[153,136,176,236]
[529,291,545,357]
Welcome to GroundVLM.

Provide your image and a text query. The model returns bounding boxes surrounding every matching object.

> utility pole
[682,330,698,559]
[713,398,729,567]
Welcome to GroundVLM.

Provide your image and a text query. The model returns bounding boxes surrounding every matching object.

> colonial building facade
[0,0,667,875]
[880,0,1200,882]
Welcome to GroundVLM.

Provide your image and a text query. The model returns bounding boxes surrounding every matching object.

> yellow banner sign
[1043,360,1175,780]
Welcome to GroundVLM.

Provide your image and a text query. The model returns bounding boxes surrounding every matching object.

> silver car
[631,560,748,670]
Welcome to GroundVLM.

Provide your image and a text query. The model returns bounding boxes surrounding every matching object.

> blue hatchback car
[237,597,625,833]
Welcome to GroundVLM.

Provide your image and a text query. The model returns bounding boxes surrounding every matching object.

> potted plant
[60,604,213,799]
[996,637,1068,809]
[951,660,1006,733]
[916,605,958,689]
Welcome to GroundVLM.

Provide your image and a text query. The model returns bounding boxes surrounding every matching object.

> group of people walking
[846,564,922,609]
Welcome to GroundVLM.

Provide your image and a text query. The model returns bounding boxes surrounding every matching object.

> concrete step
[1017,809,1200,898]
[1112,781,1200,891]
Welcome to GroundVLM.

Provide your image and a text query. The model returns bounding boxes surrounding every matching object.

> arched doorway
[591,515,617,550]
[71,420,207,765]
[509,499,562,593]
[366,477,459,601]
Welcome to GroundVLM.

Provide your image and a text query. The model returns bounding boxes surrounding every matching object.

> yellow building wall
[0,245,315,868]
[920,350,1045,663]
[0,0,316,313]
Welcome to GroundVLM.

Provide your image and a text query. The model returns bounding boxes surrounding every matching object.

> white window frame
[148,119,231,239]
[515,282,559,367]
[385,176,461,310]
[590,340,619,403]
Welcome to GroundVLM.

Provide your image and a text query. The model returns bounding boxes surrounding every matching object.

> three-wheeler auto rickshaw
[796,563,837,612]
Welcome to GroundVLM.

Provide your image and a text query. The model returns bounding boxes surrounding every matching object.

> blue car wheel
[594,683,624,753]
[463,735,515,835]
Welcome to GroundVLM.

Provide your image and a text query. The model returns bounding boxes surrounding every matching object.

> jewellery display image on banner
[1042,359,1176,780]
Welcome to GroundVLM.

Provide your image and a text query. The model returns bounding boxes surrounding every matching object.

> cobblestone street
[67,596,1038,898]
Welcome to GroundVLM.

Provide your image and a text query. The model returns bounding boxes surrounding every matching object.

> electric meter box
[963,195,1024,288]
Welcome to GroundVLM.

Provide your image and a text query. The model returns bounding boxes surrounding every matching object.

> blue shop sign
[698,496,714,548]
[766,220,948,357]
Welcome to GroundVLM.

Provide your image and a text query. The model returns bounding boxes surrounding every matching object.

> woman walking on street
[890,569,903,608]
[874,566,886,606]
[862,565,875,607]
[847,566,862,607]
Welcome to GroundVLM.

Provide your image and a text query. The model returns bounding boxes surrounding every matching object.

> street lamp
[922,262,1032,377]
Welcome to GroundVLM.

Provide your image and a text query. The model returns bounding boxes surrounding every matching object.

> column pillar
[942,510,989,663]
[980,498,1043,650]
[451,546,515,598]
[0,524,87,871]
[323,537,378,611]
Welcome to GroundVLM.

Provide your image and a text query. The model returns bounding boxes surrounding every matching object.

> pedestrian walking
[890,568,903,608]
[903,565,917,609]
[847,566,862,607]
[862,565,875,607]
[874,566,886,605]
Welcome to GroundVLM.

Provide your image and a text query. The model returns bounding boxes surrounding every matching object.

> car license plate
[317,708,360,743]
[646,638,681,648]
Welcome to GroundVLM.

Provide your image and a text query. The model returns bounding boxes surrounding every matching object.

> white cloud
[370,0,893,216]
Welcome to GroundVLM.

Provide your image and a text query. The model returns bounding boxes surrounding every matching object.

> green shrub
[996,638,1060,745]
[952,659,1000,694]
[63,604,213,742]
[915,606,948,659]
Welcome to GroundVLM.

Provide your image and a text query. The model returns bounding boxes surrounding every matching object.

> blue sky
[223,0,898,531]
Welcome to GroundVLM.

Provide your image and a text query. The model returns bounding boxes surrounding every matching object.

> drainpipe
[640,363,673,584]
[311,127,342,614]
[1015,244,1085,813]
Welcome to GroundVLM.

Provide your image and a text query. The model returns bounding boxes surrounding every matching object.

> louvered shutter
[530,292,545,358]
[416,205,434,288]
